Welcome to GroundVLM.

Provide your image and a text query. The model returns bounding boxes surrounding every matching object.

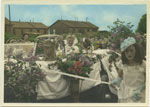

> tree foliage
[136,14,146,34]
[107,18,135,50]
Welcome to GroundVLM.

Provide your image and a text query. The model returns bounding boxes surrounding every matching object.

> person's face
[125,45,136,61]
[44,47,50,55]
[67,37,74,46]
[24,35,28,41]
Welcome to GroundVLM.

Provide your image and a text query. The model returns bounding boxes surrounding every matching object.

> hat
[120,37,136,52]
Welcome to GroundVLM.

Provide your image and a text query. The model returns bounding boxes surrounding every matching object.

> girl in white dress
[111,37,146,103]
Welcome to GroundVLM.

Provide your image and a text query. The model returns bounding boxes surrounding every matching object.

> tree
[136,14,146,34]
[107,18,135,50]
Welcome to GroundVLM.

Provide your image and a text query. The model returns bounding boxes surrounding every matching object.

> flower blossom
[136,34,141,40]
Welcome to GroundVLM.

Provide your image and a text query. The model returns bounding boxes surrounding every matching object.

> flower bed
[4,55,45,102]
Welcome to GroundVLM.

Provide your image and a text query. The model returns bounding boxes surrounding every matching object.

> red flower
[78,63,83,68]
[74,61,81,69]
[76,61,80,65]
[68,67,72,72]
[78,70,82,74]
[74,64,77,69]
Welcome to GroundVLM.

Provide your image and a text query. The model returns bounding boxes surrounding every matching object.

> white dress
[118,61,146,103]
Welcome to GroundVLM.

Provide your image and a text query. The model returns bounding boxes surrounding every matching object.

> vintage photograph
[3,4,147,104]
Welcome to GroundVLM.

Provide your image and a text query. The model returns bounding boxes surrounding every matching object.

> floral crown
[120,37,136,52]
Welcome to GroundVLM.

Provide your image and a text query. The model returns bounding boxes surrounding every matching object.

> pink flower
[74,64,77,69]
[70,52,75,58]
[81,61,84,65]
[120,38,124,43]
[84,58,91,65]
[111,33,117,37]
[111,43,116,48]
[136,34,141,40]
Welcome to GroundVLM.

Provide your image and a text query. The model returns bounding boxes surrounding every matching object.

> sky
[4,4,146,32]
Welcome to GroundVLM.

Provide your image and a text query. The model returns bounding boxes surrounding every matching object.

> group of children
[64,35,146,103]
[36,34,146,103]
[56,35,94,56]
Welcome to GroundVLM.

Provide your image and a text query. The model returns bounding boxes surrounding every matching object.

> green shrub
[5,32,21,43]
[28,34,39,42]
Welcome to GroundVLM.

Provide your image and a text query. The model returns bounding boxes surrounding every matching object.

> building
[48,20,99,35]
[5,18,48,38]
[5,18,13,33]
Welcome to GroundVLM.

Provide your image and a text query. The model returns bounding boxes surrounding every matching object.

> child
[56,37,65,57]
[111,37,146,103]
[82,37,94,54]
[65,35,79,55]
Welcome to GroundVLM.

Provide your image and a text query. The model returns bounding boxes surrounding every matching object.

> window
[21,29,24,35]
[37,29,40,33]
[75,29,78,32]
[69,28,73,33]
[13,29,16,35]
[44,29,47,34]
[53,29,56,34]
[88,29,92,32]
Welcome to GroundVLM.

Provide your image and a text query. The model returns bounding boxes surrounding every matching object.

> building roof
[11,21,48,29]
[5,17,11,25]
[5,18,48,29]
[50,20,99,28]
[29,22,48,29]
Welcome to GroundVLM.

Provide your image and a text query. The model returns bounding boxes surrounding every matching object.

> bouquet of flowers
[56,53,96,78]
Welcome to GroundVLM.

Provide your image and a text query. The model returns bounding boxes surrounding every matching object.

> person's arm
[110,66,123,86]
[110,77,121,85]
[118,69,123,79]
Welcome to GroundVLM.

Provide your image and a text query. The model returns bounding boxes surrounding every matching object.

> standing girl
[111,37,146,103]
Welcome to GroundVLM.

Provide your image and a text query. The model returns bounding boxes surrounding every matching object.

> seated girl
[65,35,79,55]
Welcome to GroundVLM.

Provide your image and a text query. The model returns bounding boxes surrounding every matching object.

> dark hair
[22,34,28,40]
[22,34,25,40]
[121,43,143,64]
[83,38,91,49]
